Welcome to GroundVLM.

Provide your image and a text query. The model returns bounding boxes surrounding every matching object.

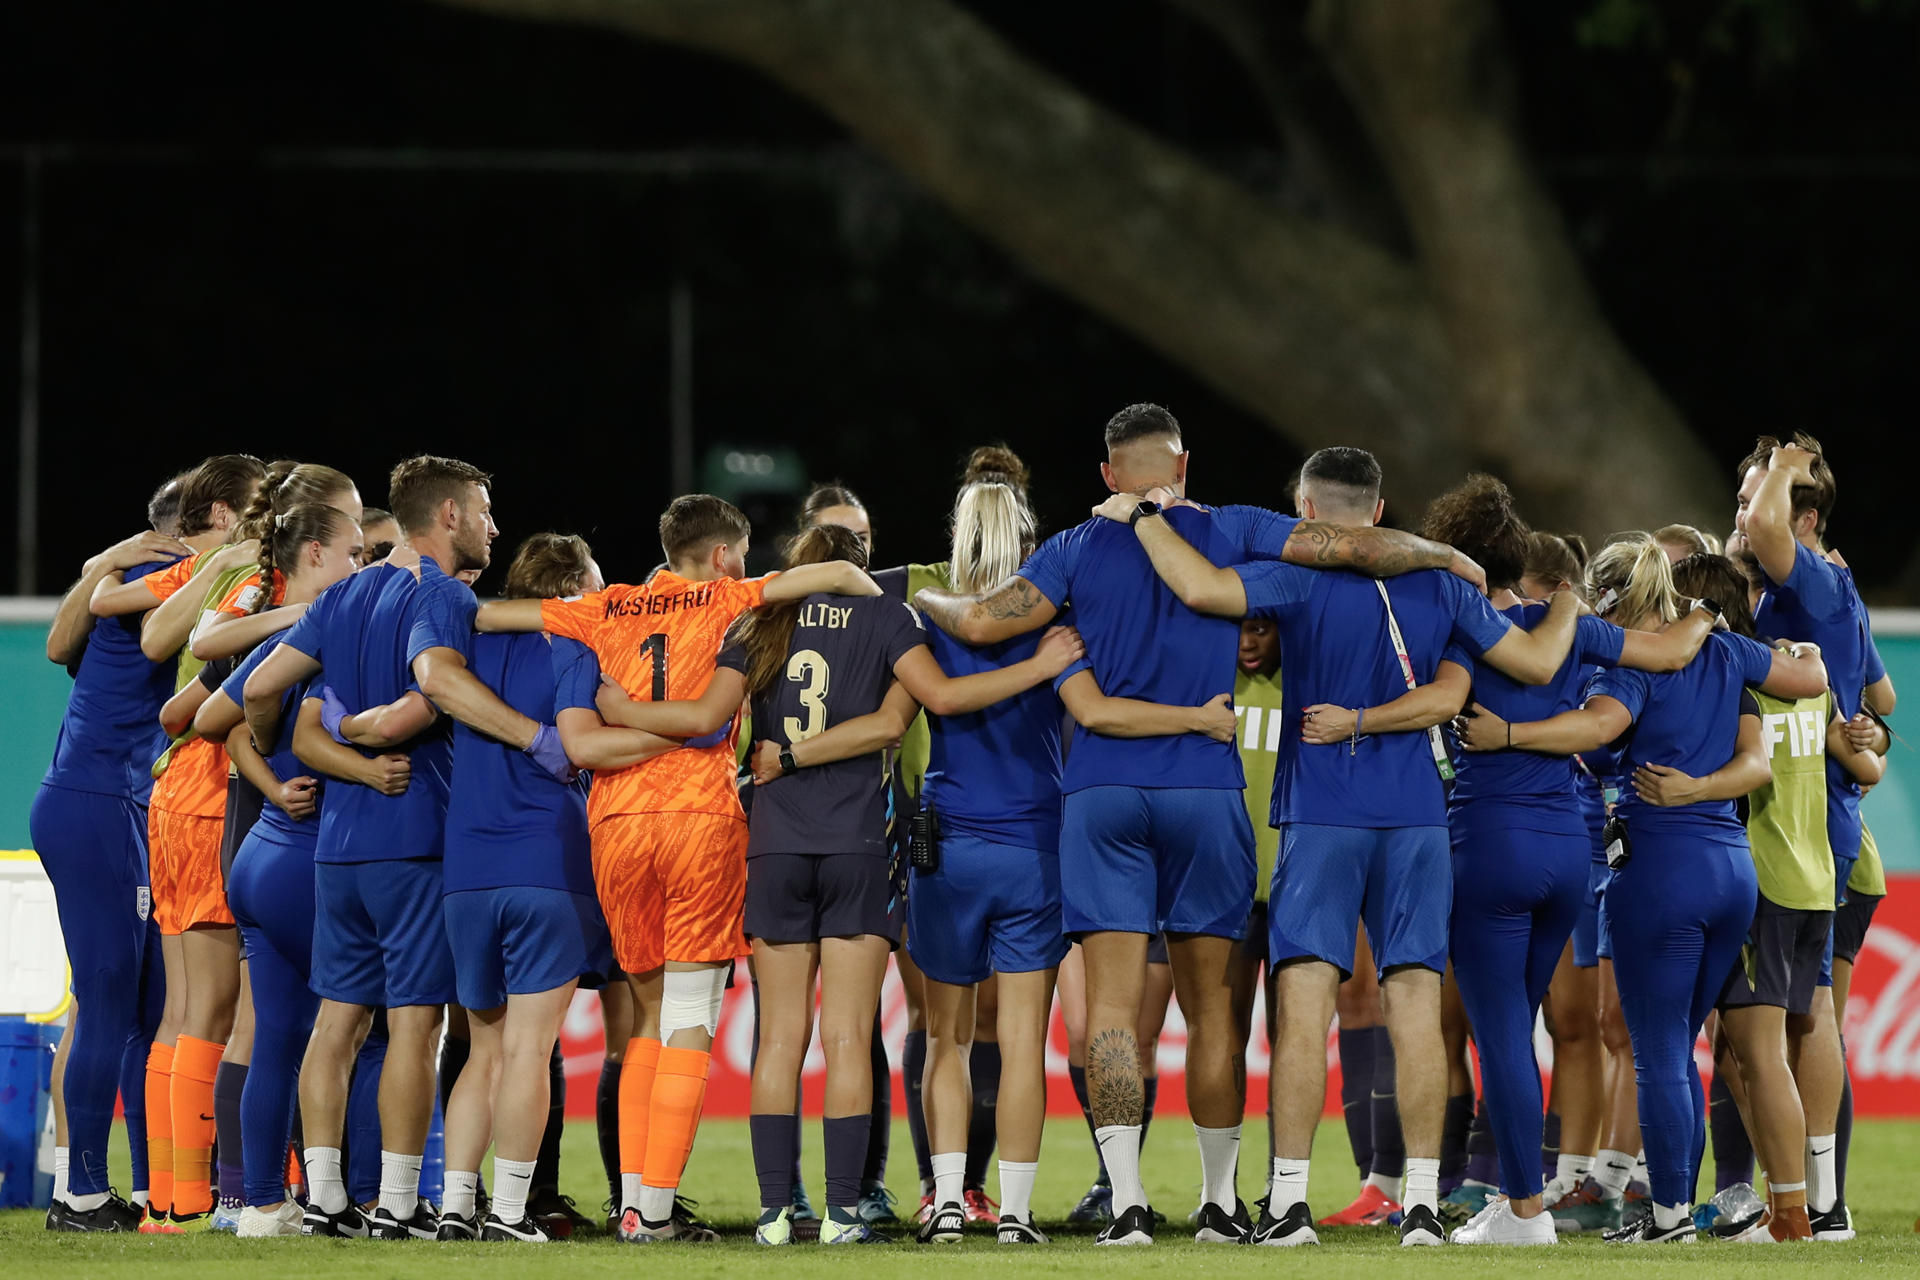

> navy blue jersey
[1022,505,1296,793]
[42,558,181,803]
[1238,563,1513,829]
[278,560,474,864]
[922,620,1065,853]
[744,595,927,857]
[222,634,320,849]
[1590,630,1775,838]
[442,633,599,896]
[1753,541,1872,858]
[1447,610,1625,825]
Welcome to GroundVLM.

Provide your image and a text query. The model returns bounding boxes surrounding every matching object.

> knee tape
[659,968,728,1037]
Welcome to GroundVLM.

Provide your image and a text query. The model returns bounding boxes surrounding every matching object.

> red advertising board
[558,873,1920,1118]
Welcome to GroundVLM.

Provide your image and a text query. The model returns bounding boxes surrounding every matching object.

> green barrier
[2,617,1915,869]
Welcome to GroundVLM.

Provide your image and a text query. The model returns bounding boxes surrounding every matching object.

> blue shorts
[1059,786,1254,939]
[1572,860,1607,969]
[312,858,456,1008]
[906,833,1067,986]
[1270,824,1450,980]
[444,886,613,1010]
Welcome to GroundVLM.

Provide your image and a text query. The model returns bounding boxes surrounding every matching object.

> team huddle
[29,403,1893,1250]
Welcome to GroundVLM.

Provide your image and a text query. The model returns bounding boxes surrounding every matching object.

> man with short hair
[1103,444,1579,1247]
[914,407,1485,1246]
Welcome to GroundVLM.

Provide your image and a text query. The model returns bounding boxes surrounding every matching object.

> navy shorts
[1059,786,1255,939]
[1833,891,1882,964]
[746,853,902,945]
[906,833,1067,986]
[1572,860,1607,969]
[1721,896,1831,1016]
[444,886,613,1010]
[1241,901,1270,967]
[312,858,456,1007]
[1270,824,1450,980]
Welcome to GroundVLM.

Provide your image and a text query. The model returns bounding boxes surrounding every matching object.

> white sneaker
[1451,1199,1557,1246]
[237,1202,304,1238]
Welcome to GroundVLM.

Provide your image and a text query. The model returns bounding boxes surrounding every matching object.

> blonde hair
[1591,533,1682,627]
[1653,523,1720,559]
[949,445,1036,596]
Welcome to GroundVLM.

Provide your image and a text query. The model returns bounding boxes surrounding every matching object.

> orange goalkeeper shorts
[148,809,231,933]
[591,811,746,974]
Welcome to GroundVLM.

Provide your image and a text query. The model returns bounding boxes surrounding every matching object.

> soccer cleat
[916,1201,966,1243]
[1320,1183,1401,1226]
[1252,1200,1318,1246]
[820,1207,892,1244]
[1449,1198,1556,1246]
[1399,1204,1446,1246]
[916,1192,934,1224]
[481,1213,551,1243]
[369,1199,440,1240]
[996,1213,1049,1244]
[1441,1182,1494,1223]
[236,1201,305,1238]
[525,1188,591,1239]
[673,1195,715,1234]
[1810,1202,1855,1242]
[791,1180,819,1222]
[1602,1199,1652,1242]
[211,1196,245,1233]
[856,1181,899,1225]
[1549,1178,1625,1233]
[756,1206,795,1245]
[963,1187,999,1223]
[1609,1215,1696,1244]
[45,1192,143,1233]
[139,1205,186,1234]
[1193,1199,1253,1243]
[617,1205,717,1242]
[1068,1180,1114,1223]
[1094,1202,1155,1246]
[301,1201,371,1238]
[435,1209,481,1241]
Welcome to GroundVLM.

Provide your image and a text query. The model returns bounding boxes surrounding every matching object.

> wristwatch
[779,746,799,776]
[1129,500,1162,528]
[1692,597,1724,619]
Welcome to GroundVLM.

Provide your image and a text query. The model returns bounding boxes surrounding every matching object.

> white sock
[1095,1125,1146,1215]
[1806,1134,1837,1213]
[998,1160,1037,1222]
[305,1146,347,1214]
[442,1170,479,1220]
[1631,1149,1648,1186]
[621,1171,644,1210]
[132,1190,149,1209]
[1652,1200,1691,1231]
[931,1151,967,1209]
[494,1158,537,1225]
[1365,1171,1399,1196]
[1592,1148,1634,1196]
[637,1183,676,1224]
[1555,1152,1593,1187]
[1402,1156,1440,1214]
[1269,1157,1310,1213]
[1195,1124,1241,1210]
[377,1150,423,1218]
[53,1147,69,1204]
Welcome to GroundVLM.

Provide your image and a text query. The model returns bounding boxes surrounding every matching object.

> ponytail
[238,461,358,542]
[255,503,356,614]
[732,524,869,698]
[950,443,1036,595]
[1590,533,1681,627]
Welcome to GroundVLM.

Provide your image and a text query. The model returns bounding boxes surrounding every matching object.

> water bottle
[420,1093,446,1204]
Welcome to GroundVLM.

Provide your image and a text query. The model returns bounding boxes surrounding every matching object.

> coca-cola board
[557,873,1919,1119]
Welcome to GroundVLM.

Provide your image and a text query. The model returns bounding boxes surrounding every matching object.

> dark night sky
[3,0,1916,593]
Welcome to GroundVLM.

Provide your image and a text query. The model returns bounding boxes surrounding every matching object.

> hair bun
[963,444,1029,491]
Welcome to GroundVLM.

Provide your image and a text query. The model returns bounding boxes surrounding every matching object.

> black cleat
[1193,1199,1253,1243]
[1809,1203,1855,1242]
[1602,1201,1654,1243]
[916,1201,966,1244]
[369,1199,440,1240]
[1399,1203,1445,1247]
[525,1188,590,1239]
[1252,1200,1318,1246]
[302,1201,371,1237]
[436,1209,481,1241]
[1094,1202,1155,1246]
[45,1192,142,1233]
[481,1213,551,1243]
[996,1213,1049,1244]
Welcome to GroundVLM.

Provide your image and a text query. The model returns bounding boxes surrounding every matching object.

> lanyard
[1375,580,1456,783]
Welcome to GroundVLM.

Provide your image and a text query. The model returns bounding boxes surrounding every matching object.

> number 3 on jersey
[638,632,668,701]
[784,648,831,741]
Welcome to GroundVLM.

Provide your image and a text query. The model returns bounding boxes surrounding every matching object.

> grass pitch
[7,1117,1919,1277]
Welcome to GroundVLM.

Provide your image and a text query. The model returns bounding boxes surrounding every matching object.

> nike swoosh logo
[1809,1145,1834,1157]
[199,1113,215,1121]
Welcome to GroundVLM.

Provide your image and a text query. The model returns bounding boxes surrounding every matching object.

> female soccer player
[1456,535,1826,1244]
[190,503,375,1236]
[725,522,1080,1245]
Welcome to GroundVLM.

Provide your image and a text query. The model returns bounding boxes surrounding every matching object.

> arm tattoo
[1286,521,1451,578]
[1086,1026,1145,1127]
[983,578,1041,621]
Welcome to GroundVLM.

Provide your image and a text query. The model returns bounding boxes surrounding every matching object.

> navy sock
[1439,1091,1473,1184]
[1369,1027,1405,1180]
[1687,1056,1708,1208]
[864,1011,891,1185]
[1068,1064,1108,1183]
[596,1058,622,1206]
[823,1114,872,1210]
[533,1040,564,1195]
[213,1061,247,1203]
[1141,1076,1159,1154]
[751,1113,799,1211]
[965,1041,1001,1190]
[1709,1070,1754,1192]
[437,1033,469,1120]
[1465,1093,1498,1186]
[1541,1109,1562,1186]
[1836,1060,1855,1201]
[903,1030,932,1185]
[1337,1028,1376,1176]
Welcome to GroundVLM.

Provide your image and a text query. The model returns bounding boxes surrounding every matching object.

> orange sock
[145,1043,175,1217]
[618,1038,662,1187]
[169,1035,225,1217]
[643,1046,712,1192]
